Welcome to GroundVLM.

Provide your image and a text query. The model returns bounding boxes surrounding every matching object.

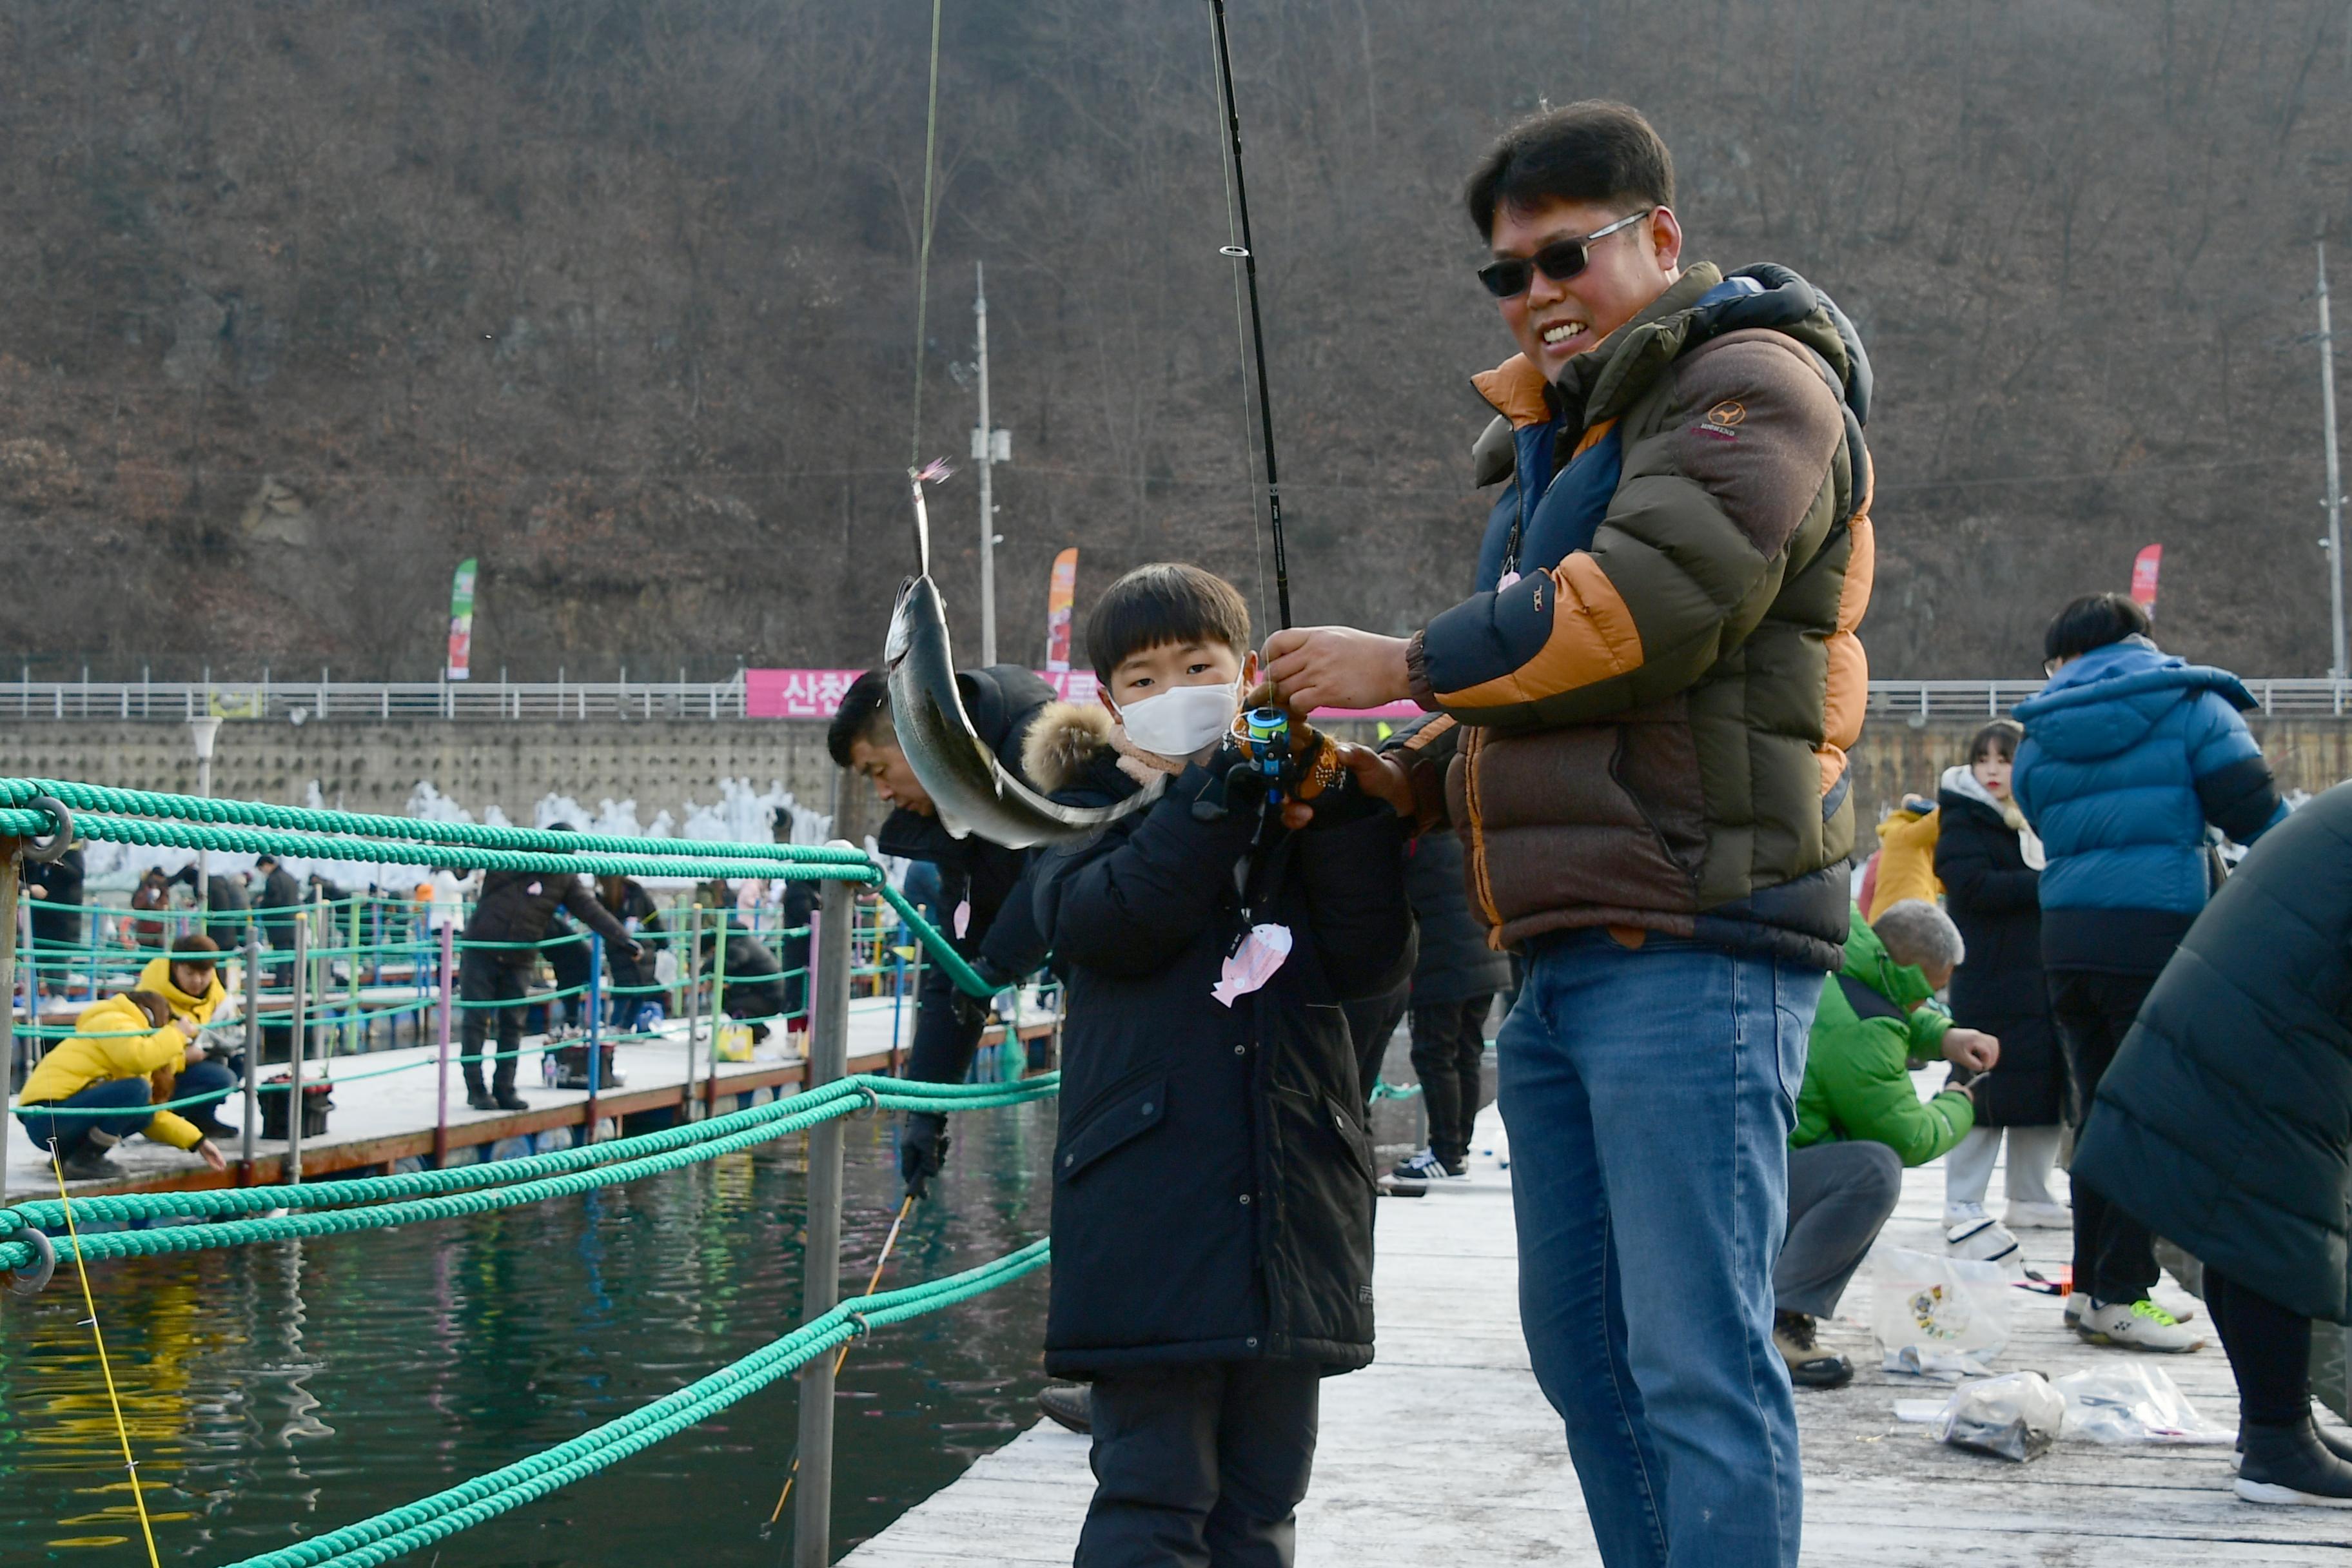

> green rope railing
[0,1076,1055,1275]
[0,778,873,868]
[3,1074,1053,1233]
[210,1239,1051,1568]
[0,774,999,995]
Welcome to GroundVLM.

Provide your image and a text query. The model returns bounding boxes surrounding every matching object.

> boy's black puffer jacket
[1030,738,1411,1378]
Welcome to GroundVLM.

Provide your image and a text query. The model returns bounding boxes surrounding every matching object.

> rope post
[0,843,16,1211]
[794,772,870,1568]
[240,926,261,1182]
[287,908,308,1186]
[682,903,703,1122]
[705,907,728,1120]
[584,932,604,1144]
[434,921,455,1168]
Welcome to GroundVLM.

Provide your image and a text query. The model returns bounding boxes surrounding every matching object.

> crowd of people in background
[1845,590,2352,1507]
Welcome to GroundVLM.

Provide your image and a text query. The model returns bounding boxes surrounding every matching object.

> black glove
[899,1112,951,1199]
[950,957,1014,1032]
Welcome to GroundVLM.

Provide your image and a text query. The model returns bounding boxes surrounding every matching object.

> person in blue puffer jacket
[2012,592,2286,1354]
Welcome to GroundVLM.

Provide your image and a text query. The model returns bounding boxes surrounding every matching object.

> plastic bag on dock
[714,1016,756,1063]
[2052,1363,2232,1445]
[1929,1371,2065,1463]
[1870,1244,2012,1378]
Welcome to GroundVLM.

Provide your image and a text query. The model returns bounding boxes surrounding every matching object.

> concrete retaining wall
[0,720,844,823]
[5,712,2348,838]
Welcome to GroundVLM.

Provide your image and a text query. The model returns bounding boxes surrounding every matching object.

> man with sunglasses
[1268,102,1873,1568]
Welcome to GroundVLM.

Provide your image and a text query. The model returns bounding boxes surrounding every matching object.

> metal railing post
[683,904,703,1122]
[240,927,261,1182]
[584,932,604,1142]
[286,910,309,1184]
[0,847,16,1208]
[794,774,868,1568]
[706,909,728,1119]
[434,922,455,1167]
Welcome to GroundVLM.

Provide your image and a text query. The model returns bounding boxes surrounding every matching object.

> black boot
[462,1073,496,1112]
[2238,1417,2352,1507]
[1037,1385,1092,1435]
[2240,1418,2352,1467]
[492,1070,529,1112]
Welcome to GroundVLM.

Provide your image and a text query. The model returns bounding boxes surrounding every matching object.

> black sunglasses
[1476,210,1654,299]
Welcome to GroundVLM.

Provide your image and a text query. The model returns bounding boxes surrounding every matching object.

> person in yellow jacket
[1867,794,1945,919]
[16,988,230,1180]
[132,932,241,1140]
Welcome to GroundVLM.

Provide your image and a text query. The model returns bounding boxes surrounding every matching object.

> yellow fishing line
[49,1146,164,1568]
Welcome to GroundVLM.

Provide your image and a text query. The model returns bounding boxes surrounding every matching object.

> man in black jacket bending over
[828,665,1055,1196]
[458,827,641,1110]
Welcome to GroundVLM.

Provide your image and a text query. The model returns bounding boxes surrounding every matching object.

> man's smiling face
[1491,197,1681,379]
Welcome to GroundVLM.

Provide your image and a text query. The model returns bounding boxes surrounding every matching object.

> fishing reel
[1192,707,1360,825]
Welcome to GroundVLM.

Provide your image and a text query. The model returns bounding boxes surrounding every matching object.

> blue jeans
[1499,931,1821,1568]
[15,1078,159,1159]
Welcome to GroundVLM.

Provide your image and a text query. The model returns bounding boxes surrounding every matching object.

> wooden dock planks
[842,1105,2352,1567]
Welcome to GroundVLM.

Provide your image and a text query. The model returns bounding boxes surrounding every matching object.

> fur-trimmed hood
[1019,700,1191,803]
[1021,701,1115,795]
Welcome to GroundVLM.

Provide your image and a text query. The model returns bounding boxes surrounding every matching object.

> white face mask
[1116,677,1242,758]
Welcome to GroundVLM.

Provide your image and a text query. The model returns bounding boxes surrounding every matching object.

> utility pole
[971,262,1010,665]
[2322,240,2348,679]
[190,715,222,912]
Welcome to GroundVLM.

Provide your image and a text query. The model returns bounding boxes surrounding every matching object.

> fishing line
[908,0,948,467]
[48,1142,164,1568]
[1206,0,1293,631]
[762,1191,919,1531]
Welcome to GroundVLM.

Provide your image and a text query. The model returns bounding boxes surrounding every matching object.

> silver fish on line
[883,465,1159,848]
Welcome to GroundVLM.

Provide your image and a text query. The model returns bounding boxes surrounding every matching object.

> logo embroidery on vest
[1707,400,1747,426]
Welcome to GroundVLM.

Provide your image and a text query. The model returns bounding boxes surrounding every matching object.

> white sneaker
[1946,1215,2021,1269]
[2063,1291,2088,1326]
[2004,1200,2073,1229]
[1941,1200,1990,1229]
[2078,1297,2204,1353]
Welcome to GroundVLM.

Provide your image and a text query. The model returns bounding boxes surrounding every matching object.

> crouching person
[1030,564,1411,1567]
[15,990,231,1180]
[1776,899,1997,1387]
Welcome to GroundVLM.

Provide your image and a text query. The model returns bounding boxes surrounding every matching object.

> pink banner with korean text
[746,668,1102,718]
[743,669,1416,720]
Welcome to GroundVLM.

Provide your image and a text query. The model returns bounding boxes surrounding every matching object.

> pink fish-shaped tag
[954,899,972,939]
[1212,923,1293,1007]
[1497,570,1522,592]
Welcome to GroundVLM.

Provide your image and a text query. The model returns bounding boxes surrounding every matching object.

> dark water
[0,1101,1059,1566]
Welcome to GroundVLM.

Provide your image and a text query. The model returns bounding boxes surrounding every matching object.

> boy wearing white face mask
[1025,563,1413,1567]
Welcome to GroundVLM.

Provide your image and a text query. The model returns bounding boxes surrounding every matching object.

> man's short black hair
[1085,564,1253,683]
[255,854,279,870]
[827,668,895,768]
[1464,100,1674,239]
[2043,593,2151,667]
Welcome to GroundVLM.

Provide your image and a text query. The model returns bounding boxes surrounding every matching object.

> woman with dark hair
[2014,592,2287,1352]
[1935,720,2066,1231]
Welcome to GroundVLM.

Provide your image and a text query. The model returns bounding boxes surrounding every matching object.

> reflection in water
[1,1101,1057,1564]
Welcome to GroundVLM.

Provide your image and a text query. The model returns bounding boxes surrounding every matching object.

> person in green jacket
[1774,899,2000,1388]
[1793,899,1994,1160]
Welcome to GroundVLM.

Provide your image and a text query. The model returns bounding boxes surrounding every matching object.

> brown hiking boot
[1774,1309,1854,1390]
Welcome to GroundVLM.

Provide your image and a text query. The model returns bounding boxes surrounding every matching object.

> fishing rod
[1207,0,1291,632]
[762,1192,918,1533]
